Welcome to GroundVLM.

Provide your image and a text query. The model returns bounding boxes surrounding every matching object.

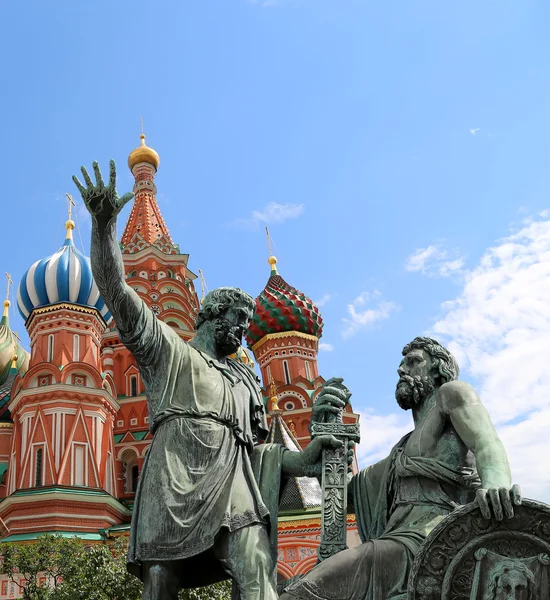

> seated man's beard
[214,317,242,356]
[395,374,435,410]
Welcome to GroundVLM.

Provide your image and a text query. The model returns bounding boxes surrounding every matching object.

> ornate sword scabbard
[310,421,360,562]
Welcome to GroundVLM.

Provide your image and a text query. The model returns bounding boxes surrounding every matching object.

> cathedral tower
[102,134,201,500]
[0,215,129,538]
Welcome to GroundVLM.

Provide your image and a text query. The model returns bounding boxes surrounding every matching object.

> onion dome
[245,255,323,347]
[17,221,112,325]
[0,301,29,385]
[228,346,255,370]
[128,134,160,172]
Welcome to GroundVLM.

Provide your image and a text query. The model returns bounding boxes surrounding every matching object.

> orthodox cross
[65,193,76,220]
[4,273,12,302]
[265,226,274,256]
[310,396,360,562]
[141,117,145,137]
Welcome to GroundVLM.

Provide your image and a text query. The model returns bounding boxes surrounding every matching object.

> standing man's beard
[395,374,436,410]
[214,317,242,356]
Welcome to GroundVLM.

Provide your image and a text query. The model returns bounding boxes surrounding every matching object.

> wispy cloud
[342,290,399,339]
[232,202,304,229]
[314,293,332,307]
[318,342,334,352]
[470,128,480,135]
[429,214,550,501]
[405,244,465,278]
[356,410,413,466]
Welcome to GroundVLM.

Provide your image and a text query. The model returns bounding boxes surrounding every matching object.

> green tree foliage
[0,534,231,600]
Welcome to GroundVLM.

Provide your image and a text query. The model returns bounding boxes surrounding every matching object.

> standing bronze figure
[73,160,348,600]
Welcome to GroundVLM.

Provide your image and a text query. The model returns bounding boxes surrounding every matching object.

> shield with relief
[407,499,550,600]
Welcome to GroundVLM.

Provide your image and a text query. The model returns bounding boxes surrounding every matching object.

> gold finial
[128,123,160,172]
[268,378,280,412]
[265,227,278,274]
[65,193,76,240]
[3,273,12,317]
[198,269,207,304]
[10,353,17,370]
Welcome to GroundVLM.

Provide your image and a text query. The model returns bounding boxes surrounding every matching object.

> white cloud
[405,244,465,278]
[314,293,331,307]
[232,202,304,229]
[342,290,399,339]
[430,214,550,502]
[318,342,334,352]
[356,410,413,466]
[470,128,480,135]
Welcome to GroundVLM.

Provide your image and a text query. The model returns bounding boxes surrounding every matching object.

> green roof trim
[133,431,148,441]
[114,434,124,443]
[1,531,104,543]
[12,487,110,498]
[0,463,8,480]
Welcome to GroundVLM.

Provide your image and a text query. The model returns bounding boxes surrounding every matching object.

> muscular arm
[90,216,142,335]
[440,380,511,489]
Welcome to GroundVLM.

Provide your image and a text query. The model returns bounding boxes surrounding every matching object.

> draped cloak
[121,300,285,588]
[285,434,481,600]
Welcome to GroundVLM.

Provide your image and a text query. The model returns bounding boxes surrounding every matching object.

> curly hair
[402,336,459,384]
[195,287,255,331]
[486,560,536,600]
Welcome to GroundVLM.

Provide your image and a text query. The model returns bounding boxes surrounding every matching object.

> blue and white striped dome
[17,228,112,325]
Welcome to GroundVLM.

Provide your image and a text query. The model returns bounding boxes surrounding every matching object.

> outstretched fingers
[93,162,104,190]
[81,166,94,189]
[72,175,86,196]
[108,159,117,189]
[120,192,135,207]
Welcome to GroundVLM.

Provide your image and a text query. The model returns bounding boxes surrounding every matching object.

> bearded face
[395,373,436,410]
[213,317,245,356]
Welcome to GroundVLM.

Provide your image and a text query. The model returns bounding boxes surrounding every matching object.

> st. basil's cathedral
[0,135,360,592]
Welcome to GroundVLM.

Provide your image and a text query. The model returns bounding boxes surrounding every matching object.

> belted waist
[152,411,254,450]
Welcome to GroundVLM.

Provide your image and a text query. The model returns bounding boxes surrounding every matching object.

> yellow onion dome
[228,346,255,370]
[128,134,160,172]
[0,301,30,385]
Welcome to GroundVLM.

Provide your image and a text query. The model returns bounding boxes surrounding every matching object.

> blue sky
[1,0,550,500]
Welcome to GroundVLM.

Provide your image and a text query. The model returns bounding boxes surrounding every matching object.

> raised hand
[312,377,352,424]
[476,484,522,521]
[72,160,134,226]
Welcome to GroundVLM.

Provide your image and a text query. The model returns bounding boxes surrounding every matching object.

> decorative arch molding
[295,555,318,576]
[276,562,295,580]
[102,372,117,399]
[24,363,62,388]
[277,388,309,409]
[60,363,104,388]
[117,445,140,461]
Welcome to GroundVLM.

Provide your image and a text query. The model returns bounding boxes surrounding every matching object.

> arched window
[73,334,80,362]
[131,465,139,492]
[283,360,291,385]
[122,450,139,493]
[47,335,54,362]
[130,375,138,397]
[305,361,311,380]
[35,448,43,487]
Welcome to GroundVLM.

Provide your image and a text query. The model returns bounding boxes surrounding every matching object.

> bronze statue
[73,160,349,600]
[282,337,521,600]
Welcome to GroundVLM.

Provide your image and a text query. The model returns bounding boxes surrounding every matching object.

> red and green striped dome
[245,258,323,347]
